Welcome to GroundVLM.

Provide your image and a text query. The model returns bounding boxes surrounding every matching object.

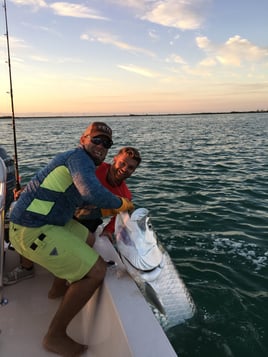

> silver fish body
[115,208,196,329]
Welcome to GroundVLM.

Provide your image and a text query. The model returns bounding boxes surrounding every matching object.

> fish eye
[147,218,153,230]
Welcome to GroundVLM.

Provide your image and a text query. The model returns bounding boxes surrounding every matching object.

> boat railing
[0,157,7,301]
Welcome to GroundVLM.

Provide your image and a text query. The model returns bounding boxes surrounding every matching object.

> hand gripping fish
[114,208,196,329]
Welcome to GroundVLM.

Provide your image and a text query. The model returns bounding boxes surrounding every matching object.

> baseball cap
[83,122,112,139]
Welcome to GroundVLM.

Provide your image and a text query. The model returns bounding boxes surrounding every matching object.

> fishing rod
[3,0,20,190]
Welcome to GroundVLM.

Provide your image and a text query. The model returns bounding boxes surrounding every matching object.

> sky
[0,0,268,116]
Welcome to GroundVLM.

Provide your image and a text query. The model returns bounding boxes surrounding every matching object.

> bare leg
[47,233,95,300]
[43,256,106,356]
[48,277,69,299]
[21,256,34,269]
[86,231,95,247]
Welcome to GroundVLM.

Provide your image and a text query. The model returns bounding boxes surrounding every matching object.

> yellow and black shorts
[9,219,99,284]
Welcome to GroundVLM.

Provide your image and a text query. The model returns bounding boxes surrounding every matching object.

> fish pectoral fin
[145,282,166,316]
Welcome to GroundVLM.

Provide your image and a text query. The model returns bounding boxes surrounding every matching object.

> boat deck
[1,236,178,356]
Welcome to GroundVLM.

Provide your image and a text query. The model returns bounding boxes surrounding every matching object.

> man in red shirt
[76,146,141,242]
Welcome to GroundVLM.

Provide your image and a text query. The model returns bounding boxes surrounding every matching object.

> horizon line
[1,109,268,119]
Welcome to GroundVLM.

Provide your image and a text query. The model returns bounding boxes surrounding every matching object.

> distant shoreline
[0,110,267,120]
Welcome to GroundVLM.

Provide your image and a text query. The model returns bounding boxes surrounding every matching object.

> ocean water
[1,112,268,356]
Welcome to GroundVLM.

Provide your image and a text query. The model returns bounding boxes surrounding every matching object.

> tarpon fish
[114,207,196,329]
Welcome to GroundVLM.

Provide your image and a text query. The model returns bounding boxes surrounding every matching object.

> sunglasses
[87,135,113,149]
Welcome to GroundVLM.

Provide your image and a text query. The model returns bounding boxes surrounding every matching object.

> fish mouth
[117,241,163,271]
[121,253,160,273]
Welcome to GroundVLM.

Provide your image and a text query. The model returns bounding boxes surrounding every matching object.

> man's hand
[101,197,134,217]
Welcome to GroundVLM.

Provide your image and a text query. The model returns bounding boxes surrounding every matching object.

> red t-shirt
[96,162,132,233]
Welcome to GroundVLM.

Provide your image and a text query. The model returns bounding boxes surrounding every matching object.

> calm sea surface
[1,113,268,356]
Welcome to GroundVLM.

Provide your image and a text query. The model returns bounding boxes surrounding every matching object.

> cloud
[49,2,108,20]
[11,0,210,29]
[110,0,146,10]
[199,58,217,67]
[10,0,47,10]
[11,0,108,19]
[196,36,211,49]
[21,22,62,37]
[30,55,49,62]
[196,35,268,66]
[114,0,211,30]
[28,55,83,64]
[0,36,28,49]
[166,54,186,65]
[145,0,209,29]
[81,32,155,57]
[117,64,159,78]
[148,29,159,40]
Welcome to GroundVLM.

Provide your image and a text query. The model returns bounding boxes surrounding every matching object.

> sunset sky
[0,0,267,116]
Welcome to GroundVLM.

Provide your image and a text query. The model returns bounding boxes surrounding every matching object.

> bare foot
[43,332,88,356]
[48,278,69,299]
